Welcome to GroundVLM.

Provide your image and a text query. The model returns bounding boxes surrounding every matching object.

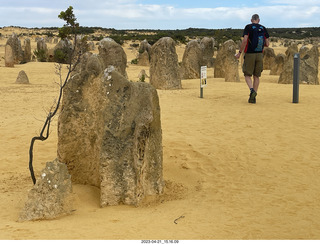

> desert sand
[1,31,320,240]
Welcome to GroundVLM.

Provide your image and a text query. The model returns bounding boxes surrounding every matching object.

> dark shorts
[242,53,264,77]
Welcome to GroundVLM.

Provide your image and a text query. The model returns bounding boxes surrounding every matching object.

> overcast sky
[0,0,319,29]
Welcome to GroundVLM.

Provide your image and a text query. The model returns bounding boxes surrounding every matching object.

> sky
[0,0,319,30]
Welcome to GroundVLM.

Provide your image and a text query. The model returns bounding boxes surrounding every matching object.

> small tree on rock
[28,6,85,184]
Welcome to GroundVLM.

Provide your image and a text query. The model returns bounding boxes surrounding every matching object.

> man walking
[235,14,270,103]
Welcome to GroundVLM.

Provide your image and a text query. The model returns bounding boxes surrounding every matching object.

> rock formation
[139,39,152,55]
[138,51,150,66]
[138,40,151,66]
[5,33,23,66]
[15,70,29,84]
[278,43,298,84]
[214,40,240,82]
[36,38,48,62]
[181,40,203,79]
[4,45,14,67]
[150,37,182,89]
[19,159,73,221]
[263,47,276,70]
[98,38,127,77]
[299,46,309,59]
[200,37,215,68]
[300,46,319,85]
[58,53,163,206]
[23,38,32,63]
[270,53,285,75]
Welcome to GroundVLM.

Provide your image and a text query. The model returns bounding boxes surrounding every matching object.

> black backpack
[250,25,266,52]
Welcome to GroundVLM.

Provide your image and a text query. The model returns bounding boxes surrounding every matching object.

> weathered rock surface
[139,39,152,55]
[214,40,240,82]
[270,53,285,75]
[5,45,15,67]
[263,47,276,70]
[98,38,127,77]
[150,37,182,89]
[100,68,164,206]
[23,38,32,63]
[58,53,164,206]
[300,46,319,85]
[299,46,309,59]
[36,38,48,62]
[138,50,150,66]
[278,43,298,84]
[200,37,215,68]
[19,159,73,221]
[137,40,151,66]
[214,39,240,82]
[181,40,203,79]
[15,70,29,84]
[5,33,23,65]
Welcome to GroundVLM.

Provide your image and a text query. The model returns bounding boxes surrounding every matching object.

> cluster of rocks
[5,33,31,67]
[299,45,319,84]
[17,34,320,221]
[261,47,286,76]
[278,43,319,84]
[35,36,59,44]
[4,33,93,66]
[20,37,164,220]
[135,36,215,86]
[180,37,215,79]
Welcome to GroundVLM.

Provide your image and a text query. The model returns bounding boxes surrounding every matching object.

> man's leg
[243,54,257,103]
[253,76,260,92]
[246,75,257,104]
[245,75,253,89]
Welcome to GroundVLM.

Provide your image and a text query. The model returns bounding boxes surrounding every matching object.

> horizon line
[1,25,320,31]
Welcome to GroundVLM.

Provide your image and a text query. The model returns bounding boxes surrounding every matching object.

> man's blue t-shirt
[243,23,269,53]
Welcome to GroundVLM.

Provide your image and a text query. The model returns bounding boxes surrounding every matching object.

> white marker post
[200,66,207,98]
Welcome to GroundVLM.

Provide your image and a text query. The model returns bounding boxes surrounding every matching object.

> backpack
[250,25,265,52]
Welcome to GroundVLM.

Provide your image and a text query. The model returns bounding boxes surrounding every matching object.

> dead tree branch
[28,6,83,184]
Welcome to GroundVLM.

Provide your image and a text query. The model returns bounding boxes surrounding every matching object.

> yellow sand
[1,32,320,240]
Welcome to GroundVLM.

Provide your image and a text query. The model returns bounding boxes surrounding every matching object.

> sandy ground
[1,32,320,240]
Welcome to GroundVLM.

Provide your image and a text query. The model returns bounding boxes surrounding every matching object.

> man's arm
[265,37,270,47]
[235,35,248,59]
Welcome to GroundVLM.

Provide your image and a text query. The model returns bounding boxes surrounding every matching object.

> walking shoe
[248,90,257,104]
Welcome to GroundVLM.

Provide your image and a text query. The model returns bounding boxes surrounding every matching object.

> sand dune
[1,35,320,239]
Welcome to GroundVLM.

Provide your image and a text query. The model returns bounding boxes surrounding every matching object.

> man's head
[251,14,260,23]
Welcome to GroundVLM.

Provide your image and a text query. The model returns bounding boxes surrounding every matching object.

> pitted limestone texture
[19,159,73,221]
[58,59,164,206]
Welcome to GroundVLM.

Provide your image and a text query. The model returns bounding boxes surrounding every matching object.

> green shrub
[139,74,145,83]
[33,49,47,62]
[54,49,70,64]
